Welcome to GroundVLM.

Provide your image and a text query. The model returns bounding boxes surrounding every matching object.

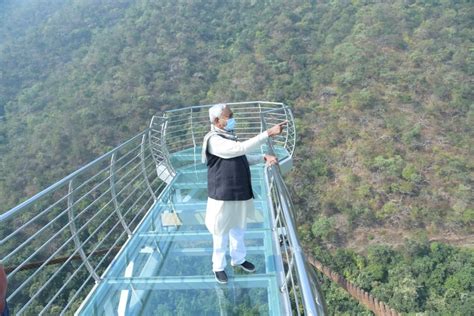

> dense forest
[0,0,472,314]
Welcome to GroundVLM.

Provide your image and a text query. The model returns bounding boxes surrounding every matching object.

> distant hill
[0,0,472,314]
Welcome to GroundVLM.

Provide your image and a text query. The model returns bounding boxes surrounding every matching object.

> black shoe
[214,271,228,284]
[234,261,256,273]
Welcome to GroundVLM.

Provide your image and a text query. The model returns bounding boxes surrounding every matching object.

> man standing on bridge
[202,103,286,284]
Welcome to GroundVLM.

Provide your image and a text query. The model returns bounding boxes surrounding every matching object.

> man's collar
[210,125,237,140]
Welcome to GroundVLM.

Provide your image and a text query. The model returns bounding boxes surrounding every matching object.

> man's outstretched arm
[208,121,288,159]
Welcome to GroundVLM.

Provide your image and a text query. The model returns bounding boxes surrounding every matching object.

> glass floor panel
[80,278,280,315]
[142,200,270,233]
[77,147,290,315]
[105,231,276,278]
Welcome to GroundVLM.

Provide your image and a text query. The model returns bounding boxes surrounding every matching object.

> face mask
[224,118,236,131]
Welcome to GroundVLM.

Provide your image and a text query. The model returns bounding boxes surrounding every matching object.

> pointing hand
[267,120,288,137]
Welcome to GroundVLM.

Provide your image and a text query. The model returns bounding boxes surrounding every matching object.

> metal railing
[0,128,171,315]
[157,101,296,160]
[0,101,323,315]
[264,165,326,315]
[261,113,327,315]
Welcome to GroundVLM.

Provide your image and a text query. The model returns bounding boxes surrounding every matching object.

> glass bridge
[0,102,326,315]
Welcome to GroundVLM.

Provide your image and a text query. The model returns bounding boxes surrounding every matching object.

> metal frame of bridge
[0,101,326,315]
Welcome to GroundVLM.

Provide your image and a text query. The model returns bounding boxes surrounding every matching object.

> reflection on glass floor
[77,147,290,315]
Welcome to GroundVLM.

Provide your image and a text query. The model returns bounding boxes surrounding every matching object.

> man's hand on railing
[264,155,279,166]
[267,120,288,137]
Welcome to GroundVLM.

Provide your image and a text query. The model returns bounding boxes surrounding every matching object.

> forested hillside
[1,0,472,314]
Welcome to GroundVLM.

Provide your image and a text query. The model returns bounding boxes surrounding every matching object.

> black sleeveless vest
[206,136,254,201]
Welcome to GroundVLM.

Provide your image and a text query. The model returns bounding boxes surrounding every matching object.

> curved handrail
[151,101,296,161]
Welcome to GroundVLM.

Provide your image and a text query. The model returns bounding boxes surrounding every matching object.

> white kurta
[205,130,269,236]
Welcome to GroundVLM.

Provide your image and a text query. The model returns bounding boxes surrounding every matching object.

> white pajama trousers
[212,228,246,272]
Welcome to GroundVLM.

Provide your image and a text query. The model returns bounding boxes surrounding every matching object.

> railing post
[258,102,263,134]
[160,114,176,177]
[190,108,196,149]
[283,106,290,151]
[141,133,157,200]
[190,108,199,173]
[67,179,100,282]
[110,152,133,236]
